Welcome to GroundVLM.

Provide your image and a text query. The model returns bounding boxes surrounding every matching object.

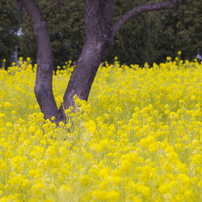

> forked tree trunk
[21,0,183,124]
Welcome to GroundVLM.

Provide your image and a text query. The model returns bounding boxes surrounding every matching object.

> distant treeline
[1,0,202,67]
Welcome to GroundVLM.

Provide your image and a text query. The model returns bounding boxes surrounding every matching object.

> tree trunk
[63,41,109,110]
[21,0,64,123]
[63,0,113,111]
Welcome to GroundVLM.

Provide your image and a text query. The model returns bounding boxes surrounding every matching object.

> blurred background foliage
[1,0,202,68]
[0,0,20,66]
[19,0,85,68]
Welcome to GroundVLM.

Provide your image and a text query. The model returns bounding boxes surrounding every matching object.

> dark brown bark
[21,0,64,123]
[112,0,184,37]
[63,0,184,111]
[21,0,184,123]
[63,0,115,110]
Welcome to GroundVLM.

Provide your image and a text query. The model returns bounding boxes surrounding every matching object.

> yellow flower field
[1,56,202,202]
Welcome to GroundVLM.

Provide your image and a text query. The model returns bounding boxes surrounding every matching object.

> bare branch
[112,0,184,37]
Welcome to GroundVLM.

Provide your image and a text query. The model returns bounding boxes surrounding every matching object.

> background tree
[20,0,183,123]
[104,0,149,66]
[147,0,202,64]
[20,0,201,67]
[19,0,85,68]
[105,0,202,65]
[19,0,154,67]
[0,0,20,67]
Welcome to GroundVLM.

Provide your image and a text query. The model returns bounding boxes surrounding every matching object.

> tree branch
[112,0,184,37]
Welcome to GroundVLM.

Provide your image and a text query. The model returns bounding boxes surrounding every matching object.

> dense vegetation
[0,0,20,66]
[1,0,202,67]
[1,57,202,201]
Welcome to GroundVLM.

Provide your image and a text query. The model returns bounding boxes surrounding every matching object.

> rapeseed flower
[1,57,202,201]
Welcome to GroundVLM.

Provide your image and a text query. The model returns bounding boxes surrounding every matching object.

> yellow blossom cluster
[1,57,202,201]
